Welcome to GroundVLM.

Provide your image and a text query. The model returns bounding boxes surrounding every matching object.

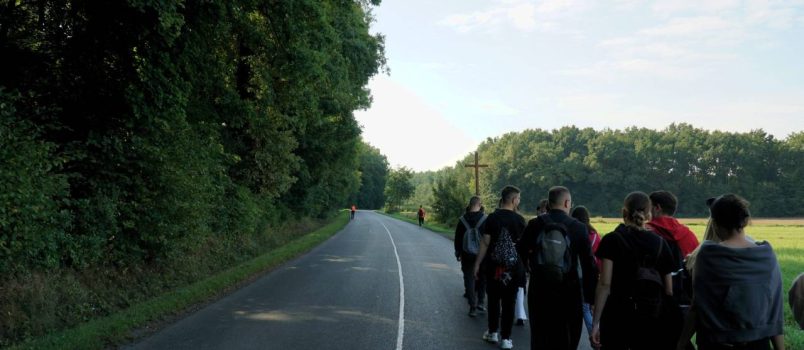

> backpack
[616,232,665,319]
[460,214,488,255]
[664,238,693,306]
[491,226,519,269]
[530,215,573,285]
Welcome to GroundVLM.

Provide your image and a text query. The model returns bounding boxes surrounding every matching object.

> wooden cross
[464,152,488,196]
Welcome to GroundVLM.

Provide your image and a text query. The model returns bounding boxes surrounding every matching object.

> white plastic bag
[516,287,527,320]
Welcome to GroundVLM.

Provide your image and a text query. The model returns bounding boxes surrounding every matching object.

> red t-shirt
[418,208,425,218]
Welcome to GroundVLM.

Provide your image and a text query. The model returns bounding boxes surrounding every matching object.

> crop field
[590,218,804,347]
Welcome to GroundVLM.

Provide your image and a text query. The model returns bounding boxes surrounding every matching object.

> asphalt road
[126,211,593,350]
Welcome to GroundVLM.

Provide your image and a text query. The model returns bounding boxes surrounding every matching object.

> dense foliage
[0,0,386,344]
[426,125,804,220]
[349,142,389,209]
[384,166,414,212]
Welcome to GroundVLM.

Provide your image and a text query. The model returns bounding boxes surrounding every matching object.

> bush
[0,90,70,274]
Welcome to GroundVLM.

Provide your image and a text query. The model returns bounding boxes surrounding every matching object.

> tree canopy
[384,166,414,212]
[422,125,804,220]
[0,0,386,271]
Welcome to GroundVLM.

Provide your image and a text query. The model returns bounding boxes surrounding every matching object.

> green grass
[589,219,804,348]
[377,211,455,238]
[9,212,352,350]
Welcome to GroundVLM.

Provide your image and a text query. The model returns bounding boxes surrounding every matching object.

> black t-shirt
[596,224,676,298]
[482,209,527,276]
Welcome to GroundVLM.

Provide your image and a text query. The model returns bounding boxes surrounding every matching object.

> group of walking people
[453,185,788,350]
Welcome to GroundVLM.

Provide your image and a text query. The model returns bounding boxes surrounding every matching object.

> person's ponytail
[631,209,648,227]
[623,192,652,228]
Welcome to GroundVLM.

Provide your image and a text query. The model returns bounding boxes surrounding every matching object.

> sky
[354,0,804,172]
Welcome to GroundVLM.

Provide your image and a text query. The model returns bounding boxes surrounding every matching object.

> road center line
[381,221,405,350]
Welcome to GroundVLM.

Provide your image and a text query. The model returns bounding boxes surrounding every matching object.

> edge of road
[375,211,456,240]
[9,212,352,350]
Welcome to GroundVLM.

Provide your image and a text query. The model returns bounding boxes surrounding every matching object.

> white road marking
[381,221,405,350]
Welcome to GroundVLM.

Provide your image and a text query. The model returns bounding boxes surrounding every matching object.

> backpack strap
[458,216,471,231]
[654,237,663,268]
[476,214,488,230]
[540,213,554,225]
[459,214,488,231]
[614,229,663,268]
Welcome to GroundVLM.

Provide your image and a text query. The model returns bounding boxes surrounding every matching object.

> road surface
[127,211,593,349]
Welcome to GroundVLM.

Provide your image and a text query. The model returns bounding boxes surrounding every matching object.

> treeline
[0,0,386,344]
[425,124,804,221]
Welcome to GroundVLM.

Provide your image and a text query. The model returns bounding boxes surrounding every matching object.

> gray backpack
[531,215,573,284]
[459,214,487,255]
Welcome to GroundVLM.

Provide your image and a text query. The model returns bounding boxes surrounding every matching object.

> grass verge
[9,212,351,350]
[376,211,455,239]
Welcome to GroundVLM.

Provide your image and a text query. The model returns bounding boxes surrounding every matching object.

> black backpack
[663,238,693,306]
[491,226,519,269]
[616,231,665,319]
[460,214,487,255]
[530,215,573,285]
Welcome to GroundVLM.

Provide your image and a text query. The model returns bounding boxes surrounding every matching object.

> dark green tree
[351,142,389,209]
[384,166,414,212]
[431,171,472,223]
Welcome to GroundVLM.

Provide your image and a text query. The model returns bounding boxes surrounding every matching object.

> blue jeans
[582,302,593,336]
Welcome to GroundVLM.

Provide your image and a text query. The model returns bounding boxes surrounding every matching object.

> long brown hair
[571,205,597,233]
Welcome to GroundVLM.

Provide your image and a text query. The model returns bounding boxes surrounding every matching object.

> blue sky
[354,0,804,171]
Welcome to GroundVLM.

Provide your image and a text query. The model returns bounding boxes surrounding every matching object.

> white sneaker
[482,331,499,343]
[500,338,513,349]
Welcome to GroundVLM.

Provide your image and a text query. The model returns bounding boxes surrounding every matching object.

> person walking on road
[473,186,527,350]
[521,186,598,350]
[570,205,601,338]
[350,204,356,220]
[455,196,488,317]
[418,205,426,226]
[590,191,676,350]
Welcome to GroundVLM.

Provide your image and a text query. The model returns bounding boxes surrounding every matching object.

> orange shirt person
[417,206,426,226]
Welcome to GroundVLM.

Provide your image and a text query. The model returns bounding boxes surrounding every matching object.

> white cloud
[477,99,520,116]
[558,57,698,81]
[641,16,735,37]
[598,37,637,48]
[437,0,592,33]
[537,0,579,14]
[438,8,505,33]
[652,0,741,16]
[745,1,800,30]
[557,92,622,108]
[355,76,477,171]
[509,2,537,31]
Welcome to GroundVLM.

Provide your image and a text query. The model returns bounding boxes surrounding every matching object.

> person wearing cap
[677,194,785,350]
